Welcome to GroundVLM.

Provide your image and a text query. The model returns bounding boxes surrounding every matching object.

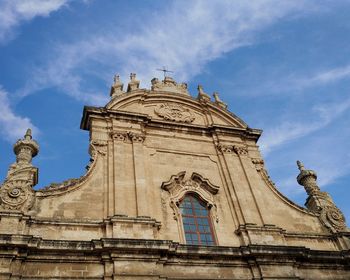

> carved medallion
[0,179,34,211]
[155,103,195,123]
[320,205,347,232]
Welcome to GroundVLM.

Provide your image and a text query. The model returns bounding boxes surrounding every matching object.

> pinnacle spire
[25,128,32,140]
[296,160,305,171]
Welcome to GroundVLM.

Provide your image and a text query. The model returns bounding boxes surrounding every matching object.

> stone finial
[213,92,227,109]
[24,128,32,140]
[296,160,305,171]
[0,129,39,211]
[110,74,124,98]
[13,129,39,165]
[296,161,319,196]
[127,73,140,92]
[197,85,211,103]
[295,160,347,232]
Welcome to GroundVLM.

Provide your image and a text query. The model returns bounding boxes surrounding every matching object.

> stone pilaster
[128,132,149,217]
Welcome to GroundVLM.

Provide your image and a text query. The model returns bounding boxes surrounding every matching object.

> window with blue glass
[179,194,216,245]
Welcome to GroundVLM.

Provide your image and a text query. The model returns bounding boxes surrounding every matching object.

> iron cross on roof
[156,66,174,78]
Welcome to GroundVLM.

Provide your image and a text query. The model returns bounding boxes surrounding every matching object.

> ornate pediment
[161,171,219,222]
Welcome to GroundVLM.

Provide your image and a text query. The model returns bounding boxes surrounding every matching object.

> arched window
[179,194,216,245]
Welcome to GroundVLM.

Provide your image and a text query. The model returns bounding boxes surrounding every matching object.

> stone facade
[0,74,349,279]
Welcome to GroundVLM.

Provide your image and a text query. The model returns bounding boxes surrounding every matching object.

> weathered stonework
[0,75,349,279]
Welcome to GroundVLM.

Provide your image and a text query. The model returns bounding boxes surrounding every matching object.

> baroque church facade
[0,74,349,279]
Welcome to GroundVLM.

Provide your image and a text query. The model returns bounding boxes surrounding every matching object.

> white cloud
[260,97,350,154]
[17,0,317,103]
[0,87,39,142]
[0,0,68,42]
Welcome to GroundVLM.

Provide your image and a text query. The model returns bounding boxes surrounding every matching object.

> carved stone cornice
[154,103,195,123]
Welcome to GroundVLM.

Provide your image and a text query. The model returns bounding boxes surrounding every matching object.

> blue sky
[0,0,349,224]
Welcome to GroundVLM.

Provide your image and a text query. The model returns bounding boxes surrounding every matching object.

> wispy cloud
[245,64,350,96]
[0,86,38,142]
[260,97,350,154]
[0,0,68,43]
[17,0,317,103]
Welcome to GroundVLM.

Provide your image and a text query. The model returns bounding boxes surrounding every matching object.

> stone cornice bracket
[213,92,227,109]
[110,74,125,98]
[233,145,249,156]
[0,129,39,212]
[127,73,140,92]
[296,160,347,233]
[197,85,211,103]
[161,171,219,222]
[127,131,145,143]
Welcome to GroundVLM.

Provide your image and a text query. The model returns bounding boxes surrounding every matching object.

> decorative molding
[154,103,195,123]
[161,171,219,222]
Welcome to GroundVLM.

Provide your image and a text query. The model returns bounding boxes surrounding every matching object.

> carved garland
[161,172,219,223]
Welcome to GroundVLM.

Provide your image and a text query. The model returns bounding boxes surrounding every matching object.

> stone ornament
[320,205,347,232]
[111,131,128,142]
[161,171,219,222]
[213,92,227,109]
[217,144,234,154]
[0,179,34,211]
[296,161,347,232]
[197,85,211,103]
[233,145,249,156]
[251,158,265,171]
[128,132,145,143]
[110,74,124,98]
[151,76,189,95]
[155,103,195,123]
[0,129,39,212]
[127,73,140,92]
